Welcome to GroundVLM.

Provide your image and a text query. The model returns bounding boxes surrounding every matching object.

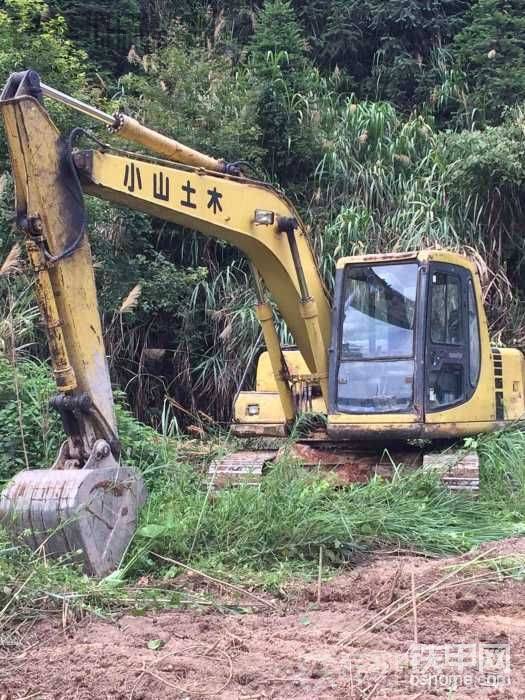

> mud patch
[1,538,524,699]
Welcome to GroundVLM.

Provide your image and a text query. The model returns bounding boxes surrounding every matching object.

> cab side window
[427,271,465,409]
[430,272,462,345]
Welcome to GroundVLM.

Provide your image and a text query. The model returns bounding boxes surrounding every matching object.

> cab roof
[335,249,478,275]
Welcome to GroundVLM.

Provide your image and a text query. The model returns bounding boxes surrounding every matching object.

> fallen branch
[130,643,233,699]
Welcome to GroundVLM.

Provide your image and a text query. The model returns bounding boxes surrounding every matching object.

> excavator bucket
[0,466,147,577]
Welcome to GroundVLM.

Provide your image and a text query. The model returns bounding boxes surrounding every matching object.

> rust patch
[92,480,125,496]
[285,443,371,483]
[283,442,424,484]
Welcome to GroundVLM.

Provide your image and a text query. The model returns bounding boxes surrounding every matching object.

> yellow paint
[500,348,525,420]
[235,390,326,425]
[3,87,524,449]
[234,349,326,425]
[336,248,479,272]
[84,150,331,378]
[329,249,524,436]
[254,303,295,422]
[299,298,329,406]
[234,391,288,424]
[1,92,332,448]
[117,115,224,171]
[0,97,116,434]
[328,412,420,425]
[24,240,77,392]
[256,350,310,391]
[424,254,495,427]
[330,419,505,437]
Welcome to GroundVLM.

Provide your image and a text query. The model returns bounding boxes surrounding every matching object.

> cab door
[425,263,471,413]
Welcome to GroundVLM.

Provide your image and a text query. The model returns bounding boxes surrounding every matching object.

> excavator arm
[0,70,331,575]
[2,70,332,419]
[0,72,118,461]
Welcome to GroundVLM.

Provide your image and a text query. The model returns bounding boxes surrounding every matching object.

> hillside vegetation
[1,0,525,426]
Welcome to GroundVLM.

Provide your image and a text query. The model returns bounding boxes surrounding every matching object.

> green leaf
[147,639,165,651]
[138,524,166,539]
[99,570,125,587]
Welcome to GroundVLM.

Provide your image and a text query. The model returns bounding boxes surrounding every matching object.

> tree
[97,30,266,423]
[48,0,141,75]
[120,27,263,165]
[451,0,525,122]
[0,0,90,167]
[295,0,471,109]
[251,0,305,71]
[0,0,87,90]
[248,0,323,186]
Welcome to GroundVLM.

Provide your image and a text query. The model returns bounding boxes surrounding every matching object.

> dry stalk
[188,464,218,562]
[411,569,418,644]
[363,669,389,699]
[345,565,513,650]
[338,544,500,647]
[317,545,323,604]
[151,552,277,610]
[119,283,142,313]
[0,244,22,277]
[0,572,36,628]
[6,287,29,470]
[130,643,233,699]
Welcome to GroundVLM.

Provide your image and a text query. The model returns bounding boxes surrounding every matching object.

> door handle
[431,352,441,368]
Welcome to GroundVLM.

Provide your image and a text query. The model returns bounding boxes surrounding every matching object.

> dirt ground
[1,539,525,699]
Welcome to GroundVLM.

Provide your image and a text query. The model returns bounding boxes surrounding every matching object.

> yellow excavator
[0,69,524,576]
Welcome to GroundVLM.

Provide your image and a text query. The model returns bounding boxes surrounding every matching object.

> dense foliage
[1,0,525,430]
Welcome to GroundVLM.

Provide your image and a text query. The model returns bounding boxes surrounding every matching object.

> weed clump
[132,436,525,579]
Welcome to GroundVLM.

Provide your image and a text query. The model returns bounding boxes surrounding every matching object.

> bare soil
[1,539,525,699]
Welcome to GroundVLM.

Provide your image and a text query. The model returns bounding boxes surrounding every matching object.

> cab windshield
[337,262,418,414]
[341,263,417,359]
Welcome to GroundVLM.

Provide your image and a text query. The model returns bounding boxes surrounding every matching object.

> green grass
[446,554,525,582]
[0,535,227,632]
[476,425,525,507]
[127,426,525,583]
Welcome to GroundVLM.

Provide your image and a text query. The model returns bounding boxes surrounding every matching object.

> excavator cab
[226,249,524,491]
[327,250,525,439]
[234,249,525,440]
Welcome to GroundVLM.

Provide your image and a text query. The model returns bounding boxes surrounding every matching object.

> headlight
[254,209,274,225]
